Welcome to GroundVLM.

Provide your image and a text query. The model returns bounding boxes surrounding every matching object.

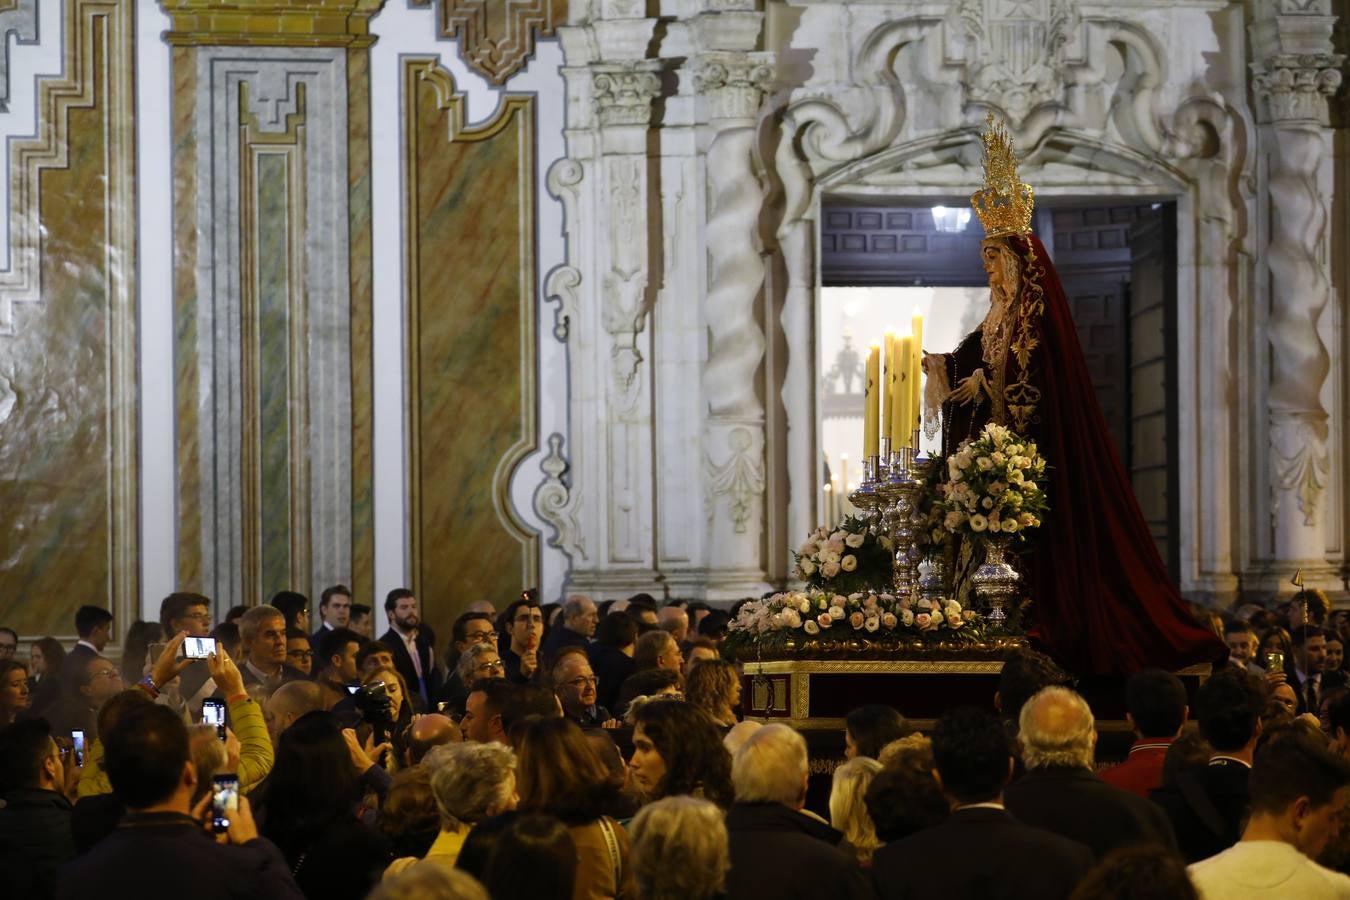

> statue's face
[981,239,1020,308]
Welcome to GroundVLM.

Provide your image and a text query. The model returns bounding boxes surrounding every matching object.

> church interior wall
[0,1,1348,650]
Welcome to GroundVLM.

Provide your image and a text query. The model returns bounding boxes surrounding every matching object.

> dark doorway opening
[820,199,1181,580]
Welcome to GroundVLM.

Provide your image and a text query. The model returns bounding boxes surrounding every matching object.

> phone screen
[183,636,216,659]
[211,775,239,833]
[202,699,227,740]
[71,730,85,768]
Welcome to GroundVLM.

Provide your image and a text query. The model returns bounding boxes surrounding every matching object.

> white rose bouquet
[792,515,895,596]
[726,589,978,648]
[935,423,1048,541]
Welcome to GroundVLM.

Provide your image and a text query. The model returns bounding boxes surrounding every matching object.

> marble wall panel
[404,58,539,640]
[0,0,137,641]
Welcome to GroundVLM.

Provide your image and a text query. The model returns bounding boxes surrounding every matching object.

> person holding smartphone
[55,703,303,900]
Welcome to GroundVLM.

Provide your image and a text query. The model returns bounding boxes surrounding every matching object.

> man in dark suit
[379,588,440,709]
[1004,685,1177,858]
[311,584,352,649]
[1291,626,1330,714]
[725,724,872,900]
[540,595,597,667]
[1151,666,1264,862]
[47,655,123,740]
[56,703,302,900]
[59,606,113,702]
[872,706,1093,900]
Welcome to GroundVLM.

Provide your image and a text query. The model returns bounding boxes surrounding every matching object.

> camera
[349,680,394,727]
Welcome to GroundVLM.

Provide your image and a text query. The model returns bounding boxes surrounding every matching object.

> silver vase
[918,554,948,604]
[971,537,1019,625]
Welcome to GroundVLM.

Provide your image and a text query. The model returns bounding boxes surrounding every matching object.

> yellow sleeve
[227,695,274,793]
[77,738,112,798]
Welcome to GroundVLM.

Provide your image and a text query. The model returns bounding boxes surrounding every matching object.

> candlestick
[822,482,833,527]
[831,475,841,520]
[864,343,880,459]
[839,454,849,506]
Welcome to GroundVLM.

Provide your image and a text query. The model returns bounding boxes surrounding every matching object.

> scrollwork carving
[592,63,662,127]
[544,265,580,342]
[534,432,586,559]
[1251,54,1344,125]
[705,426,765,535]
[695,53,774,122]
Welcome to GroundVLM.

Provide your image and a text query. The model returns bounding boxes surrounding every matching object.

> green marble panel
[257,152,292,598]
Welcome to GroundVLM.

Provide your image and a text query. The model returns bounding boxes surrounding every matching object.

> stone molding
[160,0,387,48]
[411,0,565,86]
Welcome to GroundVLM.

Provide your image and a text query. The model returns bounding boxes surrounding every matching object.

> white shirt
[397,628,424,680]
[1190,840,1350,900]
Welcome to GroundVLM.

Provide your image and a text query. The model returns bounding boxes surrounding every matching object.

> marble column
[1250,2,1344,584]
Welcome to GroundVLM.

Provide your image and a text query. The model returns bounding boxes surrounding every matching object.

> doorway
[818,199,1181,579]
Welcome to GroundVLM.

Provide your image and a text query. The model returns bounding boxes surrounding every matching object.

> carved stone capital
[1251,53,1345,124]
[592,62,662,127]
[695,52,774,122]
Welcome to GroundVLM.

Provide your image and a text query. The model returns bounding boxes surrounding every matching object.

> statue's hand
[947,370,989,407]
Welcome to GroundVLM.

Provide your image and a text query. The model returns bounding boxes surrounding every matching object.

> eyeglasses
[90,669,122,681]
[474,660,506,673]
[465,632,496,645]
[287,649,314,661]
[565,676,598,688]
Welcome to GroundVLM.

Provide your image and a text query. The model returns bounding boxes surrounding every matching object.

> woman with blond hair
[684,658,741,729]
[629,796,729,900]
[830,756,884,866]
[515,716,636,900]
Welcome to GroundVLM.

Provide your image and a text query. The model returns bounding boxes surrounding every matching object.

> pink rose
[817,613,833,629]
[947,613,964,629]
[914,613,931,629]
[849,612,865,630]
[822,561,841,578]
[881,612,898,629]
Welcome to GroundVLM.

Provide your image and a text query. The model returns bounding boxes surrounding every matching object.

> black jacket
[379,628,441,707]
[871,806,1093,900]
[0,787,75,900]
[56,811,303,900]
[1150,757,1251,863]
[589,645,636,713]
[541,625,590,667]
[724,802,872,900]
[1003,765,1178,859]
[264,815,392,900]
[58,644,99,702]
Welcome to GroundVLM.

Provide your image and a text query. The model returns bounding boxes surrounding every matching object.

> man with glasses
[158,592,216,713]
[0,626,18,662]
[49,656,123,739]
[436,643,507,718]
[284,629,314,677]
[551,646,615,727]
[501,597,545,685]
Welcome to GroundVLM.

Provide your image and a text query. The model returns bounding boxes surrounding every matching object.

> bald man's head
[264,680,325,744]
[407,713,461,765]
[1018,685,1096,771]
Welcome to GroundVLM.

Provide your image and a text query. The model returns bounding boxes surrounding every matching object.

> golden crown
[970,113,1034,238]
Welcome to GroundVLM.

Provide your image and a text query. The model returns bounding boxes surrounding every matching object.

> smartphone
[71,730,85,768]
[201,698,227,741]
[1265,651,1286,672]
[183,636,216,659]
[211,775,239,833]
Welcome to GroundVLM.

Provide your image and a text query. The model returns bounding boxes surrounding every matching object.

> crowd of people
[1,588,1350,899]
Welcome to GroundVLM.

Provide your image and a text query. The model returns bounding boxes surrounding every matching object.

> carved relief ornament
[592,62,662,127]
[411,0,564,85]
[1251,53,1345,124]
[695,52,774,122]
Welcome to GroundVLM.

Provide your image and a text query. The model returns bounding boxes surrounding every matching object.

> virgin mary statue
[923,117,1224,677]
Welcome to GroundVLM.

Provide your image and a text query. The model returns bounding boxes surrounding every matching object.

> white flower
[822,549,842,566]
[798,541,818,557]
[781,608,801,629]
[840,554,858,572]
[900,609,915,627]
[955,451,972,469]
[981,496,994,510]
[1019,512,1036,527]
[798,596,813,614]
[991,451,1006,465]
[828,605,847,621]
[818,596,828,610]
[822,561,840,579]
[945,600,963,617]
[845,532,865,549]
[803,620,820,635]
[977,456,994,471]
[865,617,880,633]
[1001,519,1019,533]
[970,514,989,532]
[882,612,899,629]
[800,559,816,576]
[917,598,933,611]
[944,511,965,531]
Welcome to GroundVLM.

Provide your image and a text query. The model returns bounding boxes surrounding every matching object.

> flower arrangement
[728,589,976,644]
[793,516,895,596]
[936,423,1048,540]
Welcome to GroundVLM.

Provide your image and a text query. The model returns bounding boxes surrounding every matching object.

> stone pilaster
[554,2,664,600]
[1250,0,1345,586]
